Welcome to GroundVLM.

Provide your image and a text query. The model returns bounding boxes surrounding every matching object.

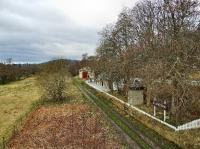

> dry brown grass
[4,76,126,149]
[7,104,126,149]
[189,72,200,80]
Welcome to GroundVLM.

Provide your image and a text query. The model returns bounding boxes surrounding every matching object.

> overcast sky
[0,0,136,63]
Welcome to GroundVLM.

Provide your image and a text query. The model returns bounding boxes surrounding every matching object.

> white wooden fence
[86,81,200,131]
[177,119,200,131]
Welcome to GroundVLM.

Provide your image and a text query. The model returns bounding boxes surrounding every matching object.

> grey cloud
[0,0,98,62]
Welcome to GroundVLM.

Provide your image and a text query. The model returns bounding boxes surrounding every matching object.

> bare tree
[92,0,200,123]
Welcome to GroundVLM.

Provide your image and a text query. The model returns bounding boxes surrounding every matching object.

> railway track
[76,82,162,149]
[75,79,181,149]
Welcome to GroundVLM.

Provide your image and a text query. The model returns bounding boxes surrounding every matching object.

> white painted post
[164,100,166,122]
[153,98,156,117]
[164,109,166,122]
[154,106,156,117]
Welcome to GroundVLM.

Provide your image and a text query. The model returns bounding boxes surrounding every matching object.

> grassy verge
[74,78,181,149]
[0,77,41,149]
[135,104,178,126]
[108,91,128,102]
[0,99,43,149]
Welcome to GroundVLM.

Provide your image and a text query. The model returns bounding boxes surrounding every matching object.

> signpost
[153,98,168,122]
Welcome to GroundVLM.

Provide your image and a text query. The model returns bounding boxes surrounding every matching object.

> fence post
[164,100,167,122]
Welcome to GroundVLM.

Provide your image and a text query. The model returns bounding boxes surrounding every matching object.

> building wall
[79,70,82,78]
[128,90,144,105]
[79,67,94,80]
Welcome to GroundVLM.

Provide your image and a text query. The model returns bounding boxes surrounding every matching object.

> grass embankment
[75,78,183,149]
[77,79,200,149]
[108,91,128,102]
[0,77,40,148]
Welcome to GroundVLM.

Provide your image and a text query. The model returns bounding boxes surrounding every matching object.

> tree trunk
[171,78,178,116]
[146,85,151,106]
[123,84,129,97]
[108,80,113,92]
[171,95,176,115]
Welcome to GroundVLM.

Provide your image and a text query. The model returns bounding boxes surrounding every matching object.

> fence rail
[177,119,200,131]
[86,81,200,132]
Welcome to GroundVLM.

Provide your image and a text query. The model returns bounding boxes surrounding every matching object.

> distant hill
[41,59,79,65]
[67,59,80,64]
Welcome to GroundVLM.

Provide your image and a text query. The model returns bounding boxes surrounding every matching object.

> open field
[0,77,40,144]
[2,76,127,149]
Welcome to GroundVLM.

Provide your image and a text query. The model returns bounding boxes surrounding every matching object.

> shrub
[38,59,68,101]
